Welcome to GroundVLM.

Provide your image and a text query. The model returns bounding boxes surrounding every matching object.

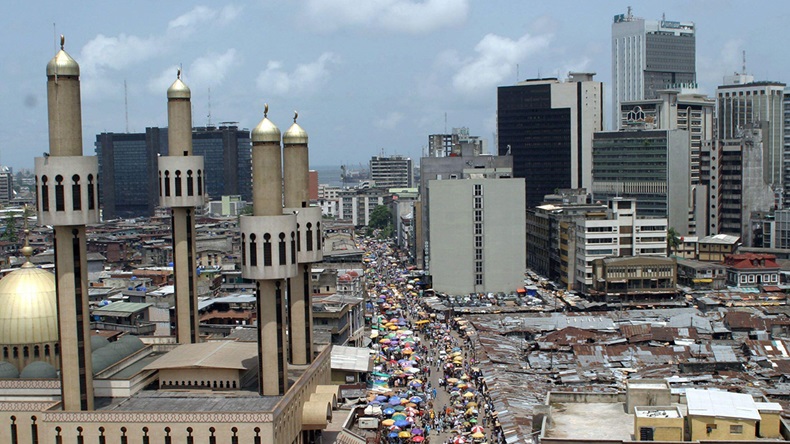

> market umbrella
[452,436,466,444]
[399,431,412,439]
[389,396,402,405]
[471,425,484,434]
[388,431,400,439]
[393,405,406,412]
[463,391,475,398]
[395,419,411,428]
[409,396,423,404]
[382,419,395,427]
[471,432,485,439]
[412,436,425,443]
[446,378,459,384]
[466,402,477,408]
[392,413,407,420]
[383,408,396,415]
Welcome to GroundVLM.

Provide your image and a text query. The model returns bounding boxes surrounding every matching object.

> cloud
[78,5,241,98]
[302,0,468,34]
[256,52,339,96]
[451,32,552,95]
[147,49,239,95]
[697,38,745,93]
[375,111,404,129]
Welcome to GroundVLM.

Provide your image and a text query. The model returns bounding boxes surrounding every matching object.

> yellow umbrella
[399,431,411,438]
[472,432,485,439]
[463,391,475,398]
[382,419,395,426]
[446,378,459,384]
[389,325,399,330]
[370,331,379,338]
[466,402,477,408]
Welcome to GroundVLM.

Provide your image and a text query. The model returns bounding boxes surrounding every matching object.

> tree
[1,215,17,242]
[369,205,392,230]
[667,227,681,257]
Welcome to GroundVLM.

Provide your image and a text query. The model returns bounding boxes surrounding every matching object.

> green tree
[667,227,681,257]
[369,205,392,230]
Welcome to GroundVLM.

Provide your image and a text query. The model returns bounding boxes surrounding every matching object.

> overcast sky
[2,0,787,171]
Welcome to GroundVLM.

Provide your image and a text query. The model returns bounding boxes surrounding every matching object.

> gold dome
[167,69,191,99]
[283,112,308,145]
[46,35,79,77]
[0,265,58,345]
[252,104,281,143]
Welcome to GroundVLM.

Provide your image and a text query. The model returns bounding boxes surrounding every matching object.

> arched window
[71,174,81,211]
[33,345,40,358]
[55,175,65,211]
[241,233,246,266]
[158,171,163,197]
[197,170,203,196]
[296,223,301,252]
[290,232,296,264]
[164,171,171,197]
[175,171,182,197]
[87,174,96,210]
[40,176,49,212]
[187,170,194,196]
[249,234,258,267]
[263,233,272,266]
[278,233,287,265]
[316,222,322,250]
[306,223,314,251]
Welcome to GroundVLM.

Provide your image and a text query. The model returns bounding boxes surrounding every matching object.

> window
[729,425,742,434]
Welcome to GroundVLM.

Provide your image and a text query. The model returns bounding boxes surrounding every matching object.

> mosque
[0,38,334,444]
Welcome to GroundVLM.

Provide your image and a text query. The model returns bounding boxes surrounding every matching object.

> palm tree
[667,227,681,257]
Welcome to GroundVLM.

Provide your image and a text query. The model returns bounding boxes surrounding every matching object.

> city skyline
[2,1,788,171]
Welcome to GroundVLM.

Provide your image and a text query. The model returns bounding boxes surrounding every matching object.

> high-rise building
[497,72,603,209]
[611,8,696,128]
[0,166,12,205]
[429,177,526,294]
[96,125,252,219]
[369,154,413,188]
[716,80,785,192]
[592,129,691,234]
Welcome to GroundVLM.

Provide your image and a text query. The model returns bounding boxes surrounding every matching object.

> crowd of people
[360,237,505,444]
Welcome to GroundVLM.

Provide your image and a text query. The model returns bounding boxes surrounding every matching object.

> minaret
[240,105,298,395]
[283,112,322,365]
[158,70,204,344]
[35,36,100,411]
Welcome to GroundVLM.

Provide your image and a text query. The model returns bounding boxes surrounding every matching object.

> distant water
[312,164,368,187]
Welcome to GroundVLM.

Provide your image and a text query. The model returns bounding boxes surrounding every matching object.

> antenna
[207,87,212,126]
[742,50,747,75]
[124,79,129,133]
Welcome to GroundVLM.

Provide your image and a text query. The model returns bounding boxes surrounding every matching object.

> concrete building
[611,8,696,128]
[369,154,413,188]
[0,38,335,444]
[336,187,388,227]
[0,166,13,206]
[589,256,678,304]
[697,233,741,262]
[419,136,512,270]
[429,177,526,294]
[572,198,667,292]
[723,253,780,288]
[428,126,486,158]
[96,125,252,219]
[592,129,691,234]
[497,72,603,209]
[716,80,785,196]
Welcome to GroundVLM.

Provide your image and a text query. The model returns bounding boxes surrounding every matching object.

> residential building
[369,155,413,188]
[723,253,780,288]
[428,127,486,158]
[429,177,526,294]
[96,125,252,219]
[573,198,667,292]
[592,129,691,234]
[589,256,678,304]
[0,166,12,206]
[611,8,696,128]
[716,80,785,196]
[337,188,389,226]
[697,233,741,262]
[676,258,727,290]
[497,72,603,208]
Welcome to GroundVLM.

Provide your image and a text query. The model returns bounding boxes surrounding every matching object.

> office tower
[429,177,526,294]
[785,86,790,199]
[282,113,322,365]
[497,72,603,208]
[96,125,251,219]
[96,129,164,219]
[34,36,100,411]
[611,8,696,128]
[592,129,691,234]
[0,166,12,205]
[369,154,413,188]
[716,80,785,197]
[158,70,204,344]
[240,106,298,395]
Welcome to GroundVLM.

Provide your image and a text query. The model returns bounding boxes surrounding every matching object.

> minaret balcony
[284,206,324,263]
[34,156,100,226]
[239,214,298,280]
[158,156,205,208]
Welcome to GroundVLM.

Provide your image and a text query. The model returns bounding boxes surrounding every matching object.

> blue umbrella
[395,419,411,428]
[383,408,395,415]
[388,432,399,438]
[410,396,423,404]
[389,396,402,405]
[375,395,388,402]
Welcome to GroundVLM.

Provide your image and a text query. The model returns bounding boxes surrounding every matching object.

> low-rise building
[589,256,678,304]
[723,253,780,288]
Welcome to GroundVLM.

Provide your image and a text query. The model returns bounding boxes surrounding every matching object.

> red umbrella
[452,436,466,444]
[471,425,484,434]
[412,436,425,443]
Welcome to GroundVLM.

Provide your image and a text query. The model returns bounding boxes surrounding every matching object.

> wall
[633,414,684,441]
[688,415,756,441]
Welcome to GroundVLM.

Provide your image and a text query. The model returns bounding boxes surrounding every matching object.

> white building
[337,189,386,226]
[369,155,413,189]
[611,8,696,128]
[429,177,526,294]
[574,198,667,291]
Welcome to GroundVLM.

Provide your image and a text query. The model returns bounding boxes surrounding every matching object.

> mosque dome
[91,335,110,351]
[46,36,79,77]
[20,361,57,379]
[251,105,281,143]
[0,361,19,379]
[92,346,124,374]
[167,70,191,99]
[283,116,308,145]
[0,263,58,345]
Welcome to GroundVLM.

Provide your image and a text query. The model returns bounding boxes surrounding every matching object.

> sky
[1,0,788,171]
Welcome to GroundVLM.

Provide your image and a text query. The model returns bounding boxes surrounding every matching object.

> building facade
[96,125,252,219]
[429,177,526,294]
[592,129,691,234]
[497,73,603,209]
[369,155,413,189]
[611,8,696,128]
[0,166,12,206]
